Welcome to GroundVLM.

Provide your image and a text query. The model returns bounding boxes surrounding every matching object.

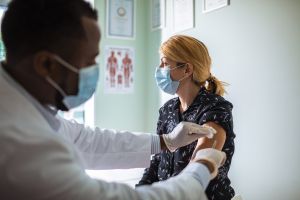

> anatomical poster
[104,46,134,94]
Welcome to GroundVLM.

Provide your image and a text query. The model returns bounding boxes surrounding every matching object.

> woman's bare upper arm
[195,122,226,151]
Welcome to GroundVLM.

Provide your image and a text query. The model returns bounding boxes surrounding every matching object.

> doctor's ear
[184,63,194,76]
[33,51,59,78]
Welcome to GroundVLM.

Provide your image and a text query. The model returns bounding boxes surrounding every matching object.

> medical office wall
[160,0,300,200]
[0,2,7,60]
[94,0,161,132]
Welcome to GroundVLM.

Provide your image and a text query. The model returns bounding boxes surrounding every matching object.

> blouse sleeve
[136,109,165,187]
[198,100,234,138]
[136,153,161,186]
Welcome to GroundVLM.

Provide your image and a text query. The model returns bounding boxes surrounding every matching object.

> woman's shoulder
[159,97,179,113]
[198,88,233,109]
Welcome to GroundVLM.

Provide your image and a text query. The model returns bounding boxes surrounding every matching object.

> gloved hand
[162,122,216,152]
[192,148,226,179]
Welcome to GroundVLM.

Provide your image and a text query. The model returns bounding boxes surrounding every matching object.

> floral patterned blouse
[136,87,235,200]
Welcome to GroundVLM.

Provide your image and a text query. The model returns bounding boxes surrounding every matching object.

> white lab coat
[57,116,153,169]
[0,66,208,200]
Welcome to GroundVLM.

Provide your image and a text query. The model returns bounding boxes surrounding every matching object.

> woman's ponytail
[206,74,227,96]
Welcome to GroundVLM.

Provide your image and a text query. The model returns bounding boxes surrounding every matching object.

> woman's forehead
[160,56,174,63]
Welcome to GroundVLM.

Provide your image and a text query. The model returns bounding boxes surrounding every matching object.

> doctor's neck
[3,61,57,107]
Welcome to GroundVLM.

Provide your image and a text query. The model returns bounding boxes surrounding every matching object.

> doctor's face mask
[46,55,99,110]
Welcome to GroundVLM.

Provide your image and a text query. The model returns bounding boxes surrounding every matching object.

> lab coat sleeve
[58,115,154,169]
[1,131,208,200]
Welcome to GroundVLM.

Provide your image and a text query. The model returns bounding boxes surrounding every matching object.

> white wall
[162,0,300,199]
[213,1,300,199]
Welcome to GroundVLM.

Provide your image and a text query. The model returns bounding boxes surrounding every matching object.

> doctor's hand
[192,148,226,179]
[161,122,216,152]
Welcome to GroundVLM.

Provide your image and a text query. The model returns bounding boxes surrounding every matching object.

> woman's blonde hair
[159,35,227,96]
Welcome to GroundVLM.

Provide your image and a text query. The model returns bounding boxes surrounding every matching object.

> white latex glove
[162,122,216,152]
[193,148,226,179]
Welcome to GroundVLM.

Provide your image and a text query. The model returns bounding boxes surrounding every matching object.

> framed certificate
[173,0,194,33]
[202,0,230,13]
[106,0,135,39]
[151,0,165,31]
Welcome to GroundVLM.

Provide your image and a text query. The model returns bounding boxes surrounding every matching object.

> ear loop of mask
[178,74,191,82]
[46,76,67,97]
[176,63,192,82]
[168,63,186,71]
[45,55,80,99]
[52,55,79,74]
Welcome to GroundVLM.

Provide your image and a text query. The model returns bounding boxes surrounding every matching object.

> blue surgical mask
[155,64,186,95]
[46,55,99,110]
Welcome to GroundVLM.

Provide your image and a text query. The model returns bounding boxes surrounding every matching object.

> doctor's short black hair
[1,0,98,64]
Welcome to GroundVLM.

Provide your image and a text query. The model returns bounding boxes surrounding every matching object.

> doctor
[0,0,226,199]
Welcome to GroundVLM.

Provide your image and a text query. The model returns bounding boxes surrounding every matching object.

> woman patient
[136,35,235,200]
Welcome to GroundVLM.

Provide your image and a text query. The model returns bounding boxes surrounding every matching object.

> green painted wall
[144,1,161,133]
[94,0,160,133]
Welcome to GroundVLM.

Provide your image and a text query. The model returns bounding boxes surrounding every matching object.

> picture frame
[104,46,135,94]
[151,0,165,31]
[202,0,230,13]
[173,0,194,33]
[106,0,135,39]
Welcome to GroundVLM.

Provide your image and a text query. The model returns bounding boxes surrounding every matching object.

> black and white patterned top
[136,87,235,200]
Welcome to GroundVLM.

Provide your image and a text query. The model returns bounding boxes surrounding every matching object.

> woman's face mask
[155,64,187,95]
[46,55,99,110]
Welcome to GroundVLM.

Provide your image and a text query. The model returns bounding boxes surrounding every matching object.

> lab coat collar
[0,62,61,132]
